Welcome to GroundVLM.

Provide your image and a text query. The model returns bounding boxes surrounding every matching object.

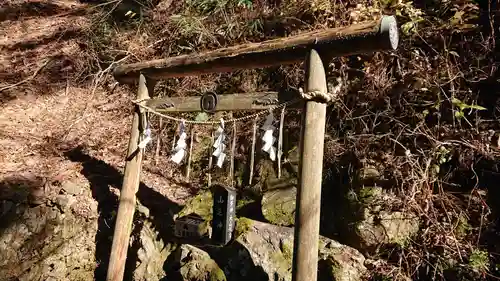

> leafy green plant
[451,98,486,119]
[237,0,252,9]
[186,0,252,15]
[393,1,424,35]
[433,145,452,174]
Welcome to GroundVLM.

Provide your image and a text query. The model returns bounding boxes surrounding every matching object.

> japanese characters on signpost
[211,184,237,245]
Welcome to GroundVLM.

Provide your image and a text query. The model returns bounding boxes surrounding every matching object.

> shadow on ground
[64,146,181,280]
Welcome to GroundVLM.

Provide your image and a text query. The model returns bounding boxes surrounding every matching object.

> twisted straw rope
[131,98,301,125]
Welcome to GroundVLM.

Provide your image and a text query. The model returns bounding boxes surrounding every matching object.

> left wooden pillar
[107,74,154,281]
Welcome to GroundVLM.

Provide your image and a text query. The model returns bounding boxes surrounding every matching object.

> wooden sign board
[211,184,237,245]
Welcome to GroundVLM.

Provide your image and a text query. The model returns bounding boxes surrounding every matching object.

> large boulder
[325,160,421,254]
[212,218,367,281]
[354,208,420,251]
[261,186,296,226]
[164,244,226,281]
[0,203,96,280]
[175,191,213,221]
[346,186,420,252]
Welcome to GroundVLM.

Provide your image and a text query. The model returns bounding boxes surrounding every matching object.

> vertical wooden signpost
[211,184,237,245]
[108,16,399,281]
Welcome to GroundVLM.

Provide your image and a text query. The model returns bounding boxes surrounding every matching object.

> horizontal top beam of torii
[113,16,399,84]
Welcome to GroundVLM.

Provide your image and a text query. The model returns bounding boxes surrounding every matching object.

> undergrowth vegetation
[53,0,500,280]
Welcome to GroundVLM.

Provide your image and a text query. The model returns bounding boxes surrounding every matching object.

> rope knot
[298,88,335,103]
[298,77,342,103]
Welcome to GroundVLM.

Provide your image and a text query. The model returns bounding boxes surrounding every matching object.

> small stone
[168,245,226,281]
[359,166,380,181]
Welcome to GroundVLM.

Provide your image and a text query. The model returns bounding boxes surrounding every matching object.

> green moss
[271,250,292,276]
[177,191,213,220]
[190,135,213,179]
[236,197,255,211]
[209,266,227,281]
[330,261,343,280]
[258,160,277,190]
[455,214,471,238]
[469,249,489,272]
[192,136,212,163]
[358,186,382,204]
[262,201,295,226]
[393,235,410,248]
[234,217,253,238]
[280,241,293,263]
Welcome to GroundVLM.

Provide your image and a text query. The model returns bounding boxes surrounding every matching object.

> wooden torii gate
[106,16,399,281]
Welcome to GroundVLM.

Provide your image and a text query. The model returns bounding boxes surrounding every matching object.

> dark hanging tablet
[211,184,237,245]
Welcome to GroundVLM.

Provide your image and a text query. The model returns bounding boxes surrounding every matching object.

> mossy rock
[166,244,226,281]
[217,218,366,281]
[236,196,255,211]
[234,217,254,238]
[354,210,419,251]
[358,165,380,181]
[318,238,367,281]
[176,190,213,221]
[358,186,383,205]
[261,186,296,226]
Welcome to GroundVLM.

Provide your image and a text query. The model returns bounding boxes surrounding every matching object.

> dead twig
[0,59,51,92]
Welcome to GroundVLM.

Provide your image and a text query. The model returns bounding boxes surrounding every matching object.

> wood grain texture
[147,92,301,113]
[114,17,398,83]
[106,74,154,281]
[292,50,327,281]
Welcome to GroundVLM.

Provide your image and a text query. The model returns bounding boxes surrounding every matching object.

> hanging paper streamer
[138,122,152,149]
[171,120,187,164]
[212,119,226,168]
[261,111,277,161]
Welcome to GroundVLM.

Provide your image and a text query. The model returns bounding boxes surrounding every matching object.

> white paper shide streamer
[171,121,187,164]
[261,112,276,161]
[138,123,152,149]
[212,119,226,168]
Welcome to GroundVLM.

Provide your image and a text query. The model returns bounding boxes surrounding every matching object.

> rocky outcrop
[175,191,213,221]
[213,218,367,281]
[346,185,420,252]
[134,221,174,281]
[165,245,226,281]
[0,202,96,281]
[354,208,419,250]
